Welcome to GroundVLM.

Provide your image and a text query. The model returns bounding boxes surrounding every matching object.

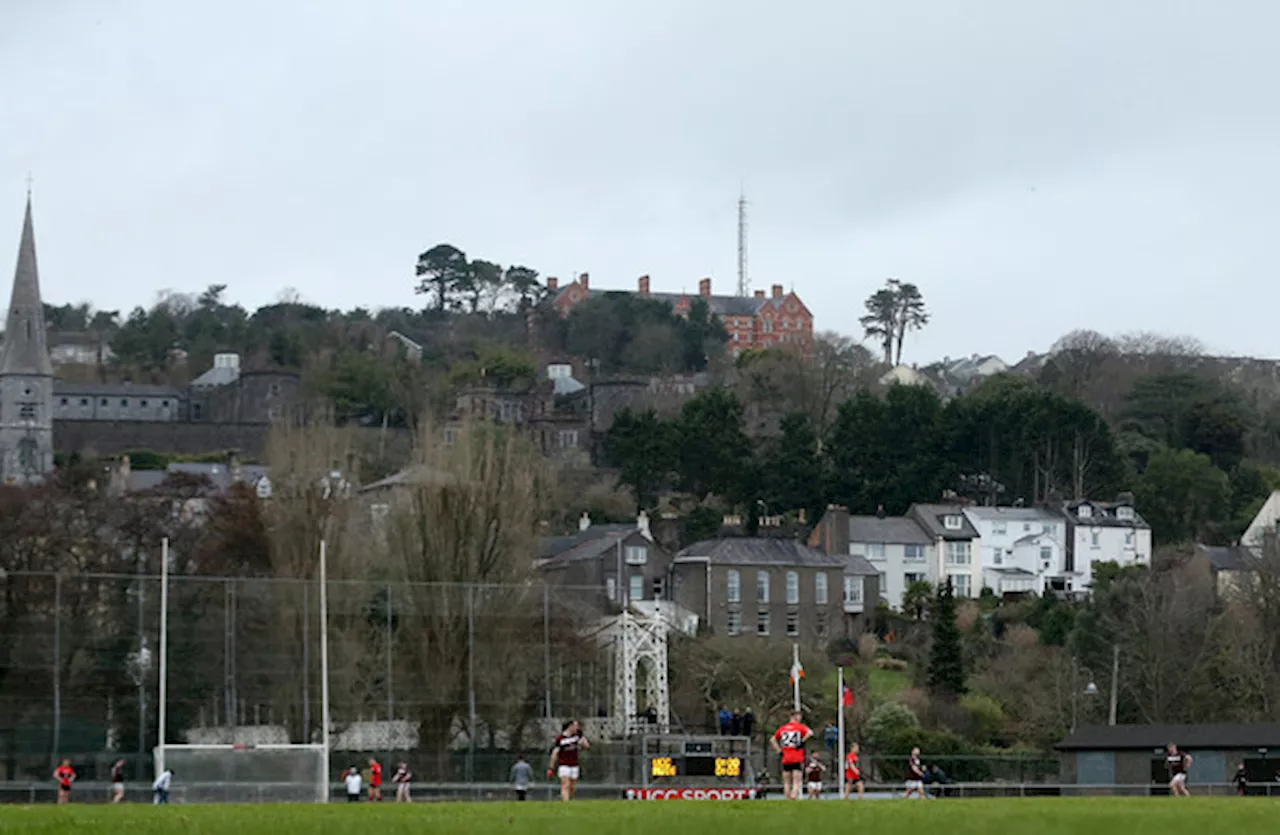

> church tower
[0,193,55,483]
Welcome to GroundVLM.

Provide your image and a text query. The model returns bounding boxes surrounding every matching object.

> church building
[0,194,55,483]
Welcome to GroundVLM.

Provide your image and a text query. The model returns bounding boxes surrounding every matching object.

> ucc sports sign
[624,788,759,800]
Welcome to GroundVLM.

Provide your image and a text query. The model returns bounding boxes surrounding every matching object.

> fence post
[543,583,552,720]
[51,573,62,766]
[385,581,393,722]
[467,584,477,784]
[302,580,310,740]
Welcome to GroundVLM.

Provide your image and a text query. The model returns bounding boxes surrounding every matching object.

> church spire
[1,193,54,376]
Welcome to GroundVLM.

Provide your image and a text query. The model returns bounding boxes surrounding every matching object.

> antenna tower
[736,191,749,297]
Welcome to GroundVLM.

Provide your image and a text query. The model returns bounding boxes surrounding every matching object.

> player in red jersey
[843,742,865,799]
[770,710,813,800]
[549,719,590,801]
[53,760,76,804]
[367,758,383,801]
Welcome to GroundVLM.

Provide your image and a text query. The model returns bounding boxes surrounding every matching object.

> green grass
[867,664,912,702]
[1,798,1276,834]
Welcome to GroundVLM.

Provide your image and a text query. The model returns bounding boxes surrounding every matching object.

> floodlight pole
[157,537,169,776]
[320,538,331,803]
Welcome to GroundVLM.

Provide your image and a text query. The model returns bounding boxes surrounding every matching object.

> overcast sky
[3,1,1278,363]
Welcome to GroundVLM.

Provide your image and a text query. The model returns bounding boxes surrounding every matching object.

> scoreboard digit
[714,756,742,777]
[650,756,678,778]
[652,755,743,778]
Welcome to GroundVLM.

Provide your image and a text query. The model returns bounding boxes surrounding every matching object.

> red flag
[842,686,854,707]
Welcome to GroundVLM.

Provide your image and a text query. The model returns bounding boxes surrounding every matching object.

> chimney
[698,277,712,297]
[579,272,589,290]
[771,284,783,298]
[547,277,559,291]
[638,275,650,296]
[637,510,651,540]
[753,290,765,299]
[579,511,591,532]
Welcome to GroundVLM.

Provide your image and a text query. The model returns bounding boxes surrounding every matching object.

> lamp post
[318,466,344,804]
[1108,644,1119,726]
[1070,661,1098,733]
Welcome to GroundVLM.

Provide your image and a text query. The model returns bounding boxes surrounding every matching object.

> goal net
[155,744,329,803]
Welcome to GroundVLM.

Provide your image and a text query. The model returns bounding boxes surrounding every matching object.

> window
[1124,531,1134,547]
[866,543,886,560]
[443,427,458,446]
[843,575,864,604]
[992,521,1007,535]
[268,382,281,397]
[756,571,770,604]
[1116,506,1135,520]
[904,544,925,561]
[786,571,799,604]
[629,574,644,602]
[945,541,971,565]
[625,545,648,565]
[727,610,741,636]
[757,610,770,635]
[161,399,170,408]
[652,577,666,600]
[59,397,68,406]
[557,430,579,448]
[18,404,36,421]
[140,399,149,407]
[1090,531,1101,548]
[100,398,108,406]
[79,398,88,406]
[991,547,1003,566]
[727,569,741,604]
[1023,523,1031,532]
[1042,524,1053,534]
[17,438,37,472]
[943,515,962,530]
[1039,545,1052,565]
[815,573,828,605]
[606,576,617,602]
[786,611,799,636]
[950,574,972,598]
[1078,504,1093,519]
[904,573,925,586]
[120,398,128,407]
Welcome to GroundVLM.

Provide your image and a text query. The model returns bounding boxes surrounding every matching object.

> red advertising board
[625,788,758,800]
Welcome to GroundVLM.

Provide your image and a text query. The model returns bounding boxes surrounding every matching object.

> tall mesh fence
[0,570,609,785]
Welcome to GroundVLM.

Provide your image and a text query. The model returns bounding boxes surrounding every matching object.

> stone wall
[54,419,272,458]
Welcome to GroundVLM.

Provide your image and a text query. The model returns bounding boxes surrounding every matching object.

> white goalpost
[155,538,333,803]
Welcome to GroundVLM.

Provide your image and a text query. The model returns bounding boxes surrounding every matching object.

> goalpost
[155,538,333,803]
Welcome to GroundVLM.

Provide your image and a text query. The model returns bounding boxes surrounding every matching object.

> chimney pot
[771,284,783,298]
[579,272,589,290]
[638,275,650,295]
[698,277,712,297]
[547,277,559,291]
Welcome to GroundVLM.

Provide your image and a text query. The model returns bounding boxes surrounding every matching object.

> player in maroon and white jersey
[1166,743,1192,797]
[904,746,926,799]
[549,719,590,801]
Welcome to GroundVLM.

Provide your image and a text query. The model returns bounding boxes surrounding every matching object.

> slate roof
[1196,544,1257,572]
[126,462,269,494]
[54,381,184,399]
[847,515,932,545]
[675,537,845,567]
[191,365,240,388]
[1,196,54,376]
[1057,724,1280,751]
[539,528,654,566]
[909,504,980,540]
[538,525,635,560]
[964,506,1062,524]
[987,567,1037,577]
[1063,500,1151,529]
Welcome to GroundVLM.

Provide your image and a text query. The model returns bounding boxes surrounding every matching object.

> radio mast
[736,191,749,297]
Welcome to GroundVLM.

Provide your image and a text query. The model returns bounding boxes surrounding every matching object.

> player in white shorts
[1165,743,1192,796]
[549,719,590,801]
[805,753,825,799]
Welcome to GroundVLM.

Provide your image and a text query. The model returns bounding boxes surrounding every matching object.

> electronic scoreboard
[648,754,744,779]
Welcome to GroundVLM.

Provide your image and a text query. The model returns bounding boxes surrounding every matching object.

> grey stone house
[671,537,876,641]
[537,513,673,610]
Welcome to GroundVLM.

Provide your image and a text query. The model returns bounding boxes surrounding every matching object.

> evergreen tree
[927,578,967,697]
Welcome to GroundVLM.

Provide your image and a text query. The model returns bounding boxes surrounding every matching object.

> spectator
[718,706,732,735]
[511,753,533,801]
[742,709,755,738]
[928,764,951,798]
[152,768,173,805]
[823,723,838,752]
[730,709,743,736]
[344,767,362,802]
[1235,762,1248,796]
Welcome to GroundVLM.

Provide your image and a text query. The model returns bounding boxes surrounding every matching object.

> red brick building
[548,273,813,355]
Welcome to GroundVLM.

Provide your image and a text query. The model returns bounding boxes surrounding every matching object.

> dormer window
[1116,506,1134,521]
[943,514,962,530]
[1078,505,1093,519]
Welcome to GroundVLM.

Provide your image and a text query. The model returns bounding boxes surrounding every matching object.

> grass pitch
[0,797,1275,834]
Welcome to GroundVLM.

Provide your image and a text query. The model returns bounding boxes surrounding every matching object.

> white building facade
[963,506,1066,596]
[1059,498,1151,592]
[845,516,938,609]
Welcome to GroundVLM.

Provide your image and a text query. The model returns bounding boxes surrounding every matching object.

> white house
[845,515,937,608]
[963,506,1066,596]
[1059,496,1151,593]
[1241,490,1280,550]
[906,504,981,598]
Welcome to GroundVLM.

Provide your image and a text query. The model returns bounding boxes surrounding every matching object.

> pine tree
[927,577,967,697]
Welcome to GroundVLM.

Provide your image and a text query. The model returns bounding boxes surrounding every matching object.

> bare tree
[1046,329,1118,399]
[1115,331,1205,357]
